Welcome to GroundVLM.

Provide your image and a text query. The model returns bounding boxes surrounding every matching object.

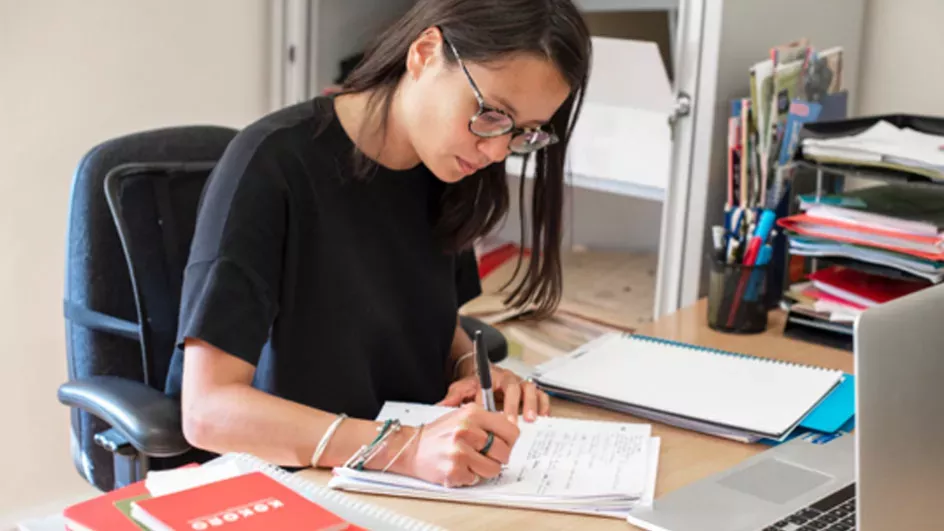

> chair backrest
[64,126,237,490]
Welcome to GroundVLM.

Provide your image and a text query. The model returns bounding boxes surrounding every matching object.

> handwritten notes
[332,402,657,505]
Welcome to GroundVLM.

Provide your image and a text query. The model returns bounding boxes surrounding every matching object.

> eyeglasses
[444,37,559,155]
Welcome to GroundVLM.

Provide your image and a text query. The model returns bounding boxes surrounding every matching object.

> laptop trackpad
[717,458,832,504]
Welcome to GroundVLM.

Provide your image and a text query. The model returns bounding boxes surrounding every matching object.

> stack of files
[787,235,944,283]
[781,266,931,347]
[328,402,660,519]
[801,120,944,180]
[784,281,864,324]
[531,333,846,444]
[778,213,944,260]
[808,266,929,308]
[785,184,944,283]
[798,183,944,237]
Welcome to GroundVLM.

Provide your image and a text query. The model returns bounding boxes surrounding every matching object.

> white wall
[0,0,269,524]
[857,0,944,116]
[312,0,415,93]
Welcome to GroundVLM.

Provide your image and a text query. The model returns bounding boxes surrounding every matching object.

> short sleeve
[176,135,289,366]
[454,248,482,307]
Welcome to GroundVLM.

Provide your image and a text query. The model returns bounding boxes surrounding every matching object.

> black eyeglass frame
[442,36,560,154]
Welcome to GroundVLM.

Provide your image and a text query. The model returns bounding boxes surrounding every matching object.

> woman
[166,0,591,489]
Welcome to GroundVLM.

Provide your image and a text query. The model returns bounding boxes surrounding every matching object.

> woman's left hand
[437,365,550,423]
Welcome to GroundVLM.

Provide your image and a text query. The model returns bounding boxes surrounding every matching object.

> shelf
[507,171,665,202]
[779,156,944,350]
[505,159,665,202]
[565,172,666,201]
[575,0,679,12]
[793,159,944,191]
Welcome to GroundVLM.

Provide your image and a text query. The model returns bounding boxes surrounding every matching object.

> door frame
[653,0,721,318]
[677,0,724,311]
[270,0,311,110]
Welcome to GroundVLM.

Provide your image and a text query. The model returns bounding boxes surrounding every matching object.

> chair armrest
[460,315,508,363]
[58,375,189,457]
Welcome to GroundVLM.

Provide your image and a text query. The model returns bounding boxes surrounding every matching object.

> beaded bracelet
[343,419,402,471]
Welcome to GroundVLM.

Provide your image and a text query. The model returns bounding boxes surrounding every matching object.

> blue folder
[799,374,855,433]
[760,374,855,446]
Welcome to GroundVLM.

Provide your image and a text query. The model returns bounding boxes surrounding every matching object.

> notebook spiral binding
[628,334,841,374]
[229,453,446,531]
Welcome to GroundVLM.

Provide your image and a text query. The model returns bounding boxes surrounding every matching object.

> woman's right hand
[403,403,520,488]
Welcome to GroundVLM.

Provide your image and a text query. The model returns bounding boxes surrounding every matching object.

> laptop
[626,282,944,531]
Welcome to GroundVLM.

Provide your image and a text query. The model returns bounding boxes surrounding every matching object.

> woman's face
[402,31,571,184]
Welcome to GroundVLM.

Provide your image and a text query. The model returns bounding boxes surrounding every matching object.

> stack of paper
[808,266,929,307]
[787,236,944,283]
[785,281,863,324]
[778,212,944,261]
[328,402,661,519]
[784,185,944,283]
[802,120,944,180]
[784,265,930,322]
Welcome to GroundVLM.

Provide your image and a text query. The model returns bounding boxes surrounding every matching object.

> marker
[474,330,496,412]
[712,225,726,262]
[743,209,777,265]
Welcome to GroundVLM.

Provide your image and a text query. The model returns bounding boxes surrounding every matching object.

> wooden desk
[296,300,851,530]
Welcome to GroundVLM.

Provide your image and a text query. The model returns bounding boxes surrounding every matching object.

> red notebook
[63,464,198,531]
[809,266,929,307]
[129,471,363,531]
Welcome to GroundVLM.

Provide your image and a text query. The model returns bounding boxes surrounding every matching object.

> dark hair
[341,0,591,318]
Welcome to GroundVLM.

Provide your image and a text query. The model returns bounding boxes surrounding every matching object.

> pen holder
[707,257,769,334]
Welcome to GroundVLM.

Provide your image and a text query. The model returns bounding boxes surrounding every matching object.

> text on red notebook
[130,471,364,531]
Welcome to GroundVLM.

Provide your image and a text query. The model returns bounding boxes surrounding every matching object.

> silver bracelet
[383,423,424,473]
[310,413,348,468]
[452,351,476,380]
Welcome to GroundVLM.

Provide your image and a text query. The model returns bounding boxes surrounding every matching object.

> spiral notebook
[148,452,446,531]
[533,333,845,442]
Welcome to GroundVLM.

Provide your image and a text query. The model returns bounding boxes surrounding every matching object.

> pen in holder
[707,256,769,334]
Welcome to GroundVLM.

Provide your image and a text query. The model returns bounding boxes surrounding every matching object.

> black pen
[474,330,496,411]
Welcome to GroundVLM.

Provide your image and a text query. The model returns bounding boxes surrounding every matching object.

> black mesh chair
[57,125,506,493]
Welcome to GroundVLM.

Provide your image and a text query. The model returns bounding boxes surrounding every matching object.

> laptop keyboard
[763,483,856,531]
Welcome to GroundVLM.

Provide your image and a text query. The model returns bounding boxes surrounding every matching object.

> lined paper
[374,402,651,498]
[326,402,660,518]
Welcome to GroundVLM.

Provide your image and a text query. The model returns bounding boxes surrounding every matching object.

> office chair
[57,125,507,493]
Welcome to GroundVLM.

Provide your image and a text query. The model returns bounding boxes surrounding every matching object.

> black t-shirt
[164,96,482,421]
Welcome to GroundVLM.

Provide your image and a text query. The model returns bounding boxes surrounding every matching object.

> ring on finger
[479,432,495,455]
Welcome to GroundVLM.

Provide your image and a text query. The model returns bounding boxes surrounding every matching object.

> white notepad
[534,333,844,440]
[327,402,661,519]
